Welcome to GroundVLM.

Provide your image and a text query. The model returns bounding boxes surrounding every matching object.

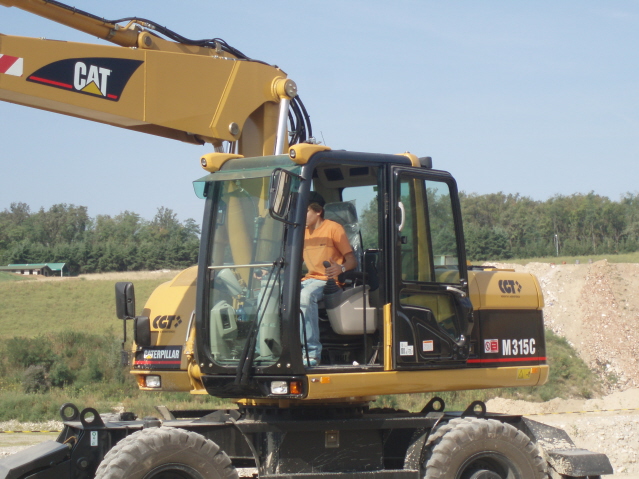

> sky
[1,1,638,223]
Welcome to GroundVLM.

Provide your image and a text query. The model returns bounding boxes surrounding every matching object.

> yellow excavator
[0,2,612,479]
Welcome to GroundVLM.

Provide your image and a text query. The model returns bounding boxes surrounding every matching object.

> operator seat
[319,201,380,365]
[323,201,362,269]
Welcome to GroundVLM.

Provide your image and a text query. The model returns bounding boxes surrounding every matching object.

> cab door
[390,168,472,369]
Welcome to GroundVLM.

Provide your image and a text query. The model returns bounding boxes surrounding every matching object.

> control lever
[324,260,345,284]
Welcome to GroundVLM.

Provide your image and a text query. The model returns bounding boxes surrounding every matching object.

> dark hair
[308,191,325,208]
[308,202,325,219]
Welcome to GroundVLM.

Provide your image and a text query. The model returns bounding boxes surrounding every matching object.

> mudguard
[523,418,614,477]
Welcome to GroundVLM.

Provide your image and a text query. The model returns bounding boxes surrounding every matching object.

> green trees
[460,192,639,261]
[2,190,638,272]
[0,203,199,274]
[361,190,639,262]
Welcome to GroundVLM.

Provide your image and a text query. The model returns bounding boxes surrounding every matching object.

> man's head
[306,202,324,227]
[307,191,325,226]
[308,191,325,208]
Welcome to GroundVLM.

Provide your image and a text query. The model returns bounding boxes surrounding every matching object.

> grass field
[0,269,219,421]
[0,271,175,339]
[0,272,34,283]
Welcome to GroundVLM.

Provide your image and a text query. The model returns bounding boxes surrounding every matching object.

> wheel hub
[467,470,502,479]
[143,463,205,479]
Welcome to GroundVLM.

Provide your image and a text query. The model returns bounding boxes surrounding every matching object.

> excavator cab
[191,148,478,399]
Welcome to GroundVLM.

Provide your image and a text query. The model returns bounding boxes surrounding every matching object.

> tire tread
[94,426,239,479]
[424,418,547,479]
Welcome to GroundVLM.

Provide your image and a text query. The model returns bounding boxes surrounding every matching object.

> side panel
[469,270,544,310]
[129,266,198,392]
[469,309,547,368]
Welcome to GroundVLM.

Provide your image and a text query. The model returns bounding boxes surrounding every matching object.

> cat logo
[499,279,522,295]
[73,62,111,97]
[152,315,183,330]
[27,57,143,101]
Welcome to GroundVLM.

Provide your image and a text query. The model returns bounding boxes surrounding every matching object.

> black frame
[389,166,472,370]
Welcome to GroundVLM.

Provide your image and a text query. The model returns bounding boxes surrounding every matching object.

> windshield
[206,175,288,366]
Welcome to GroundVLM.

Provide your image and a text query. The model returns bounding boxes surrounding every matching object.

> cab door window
[399,178,460,285]
[394,173,468,366]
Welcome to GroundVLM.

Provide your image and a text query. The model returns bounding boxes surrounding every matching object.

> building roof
[5,263,67,272]
[43,263,67,272]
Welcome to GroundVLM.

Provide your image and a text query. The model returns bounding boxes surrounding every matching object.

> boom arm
[0,0,307,156]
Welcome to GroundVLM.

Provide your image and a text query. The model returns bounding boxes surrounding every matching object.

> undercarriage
[0,400,612,479]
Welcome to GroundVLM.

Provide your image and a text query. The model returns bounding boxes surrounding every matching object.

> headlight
[145,375,161,388]
[270,381,288,395]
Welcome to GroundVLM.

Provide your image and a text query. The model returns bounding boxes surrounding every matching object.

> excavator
[0,2,613,479]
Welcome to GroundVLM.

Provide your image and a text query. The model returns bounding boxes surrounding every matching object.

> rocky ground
[1,261,638,477]
[0,420,62,456]
[487,388,639,477]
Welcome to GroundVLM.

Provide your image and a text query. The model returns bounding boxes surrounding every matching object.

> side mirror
[115,282,136,319]
[268,168,296,224]
[134,316,151,348]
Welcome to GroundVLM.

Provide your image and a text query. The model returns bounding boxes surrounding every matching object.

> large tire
[94,426,239,479]
[424,418,546,479]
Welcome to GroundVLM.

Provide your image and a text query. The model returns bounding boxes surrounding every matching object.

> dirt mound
[487,260,639,392]
[487,387,639,416]
[486,389,639,474]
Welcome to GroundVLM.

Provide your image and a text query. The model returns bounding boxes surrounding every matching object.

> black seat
[324,202,362,269]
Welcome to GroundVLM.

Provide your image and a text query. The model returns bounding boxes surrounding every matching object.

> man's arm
[342,252,357,271]
[325,252,357,278]
[323,221,357,278]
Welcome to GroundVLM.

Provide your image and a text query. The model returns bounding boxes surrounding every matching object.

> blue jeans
[300,278,326,360]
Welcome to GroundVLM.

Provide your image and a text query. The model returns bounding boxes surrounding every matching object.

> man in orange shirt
[301,196,357,367]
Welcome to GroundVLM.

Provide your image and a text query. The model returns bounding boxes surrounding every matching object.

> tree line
[0,203,200,275]
[2,191,638,274]
[460,191,639,260]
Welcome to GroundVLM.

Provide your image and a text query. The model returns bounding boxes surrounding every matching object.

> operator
[300,193,357,366]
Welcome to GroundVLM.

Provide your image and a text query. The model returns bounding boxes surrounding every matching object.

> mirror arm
[268,208,302,226]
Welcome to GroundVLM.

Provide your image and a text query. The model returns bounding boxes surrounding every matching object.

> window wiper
[235,258,284,386]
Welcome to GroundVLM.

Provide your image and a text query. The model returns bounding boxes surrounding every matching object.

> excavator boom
[0,0,306,156]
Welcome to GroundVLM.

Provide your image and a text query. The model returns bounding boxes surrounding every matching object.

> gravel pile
[487,388,639,475]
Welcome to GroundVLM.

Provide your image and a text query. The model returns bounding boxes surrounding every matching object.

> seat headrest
[324,202,358,225]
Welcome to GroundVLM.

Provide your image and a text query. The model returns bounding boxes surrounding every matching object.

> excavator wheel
[94,426,239,479]
[424,418,546,479]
